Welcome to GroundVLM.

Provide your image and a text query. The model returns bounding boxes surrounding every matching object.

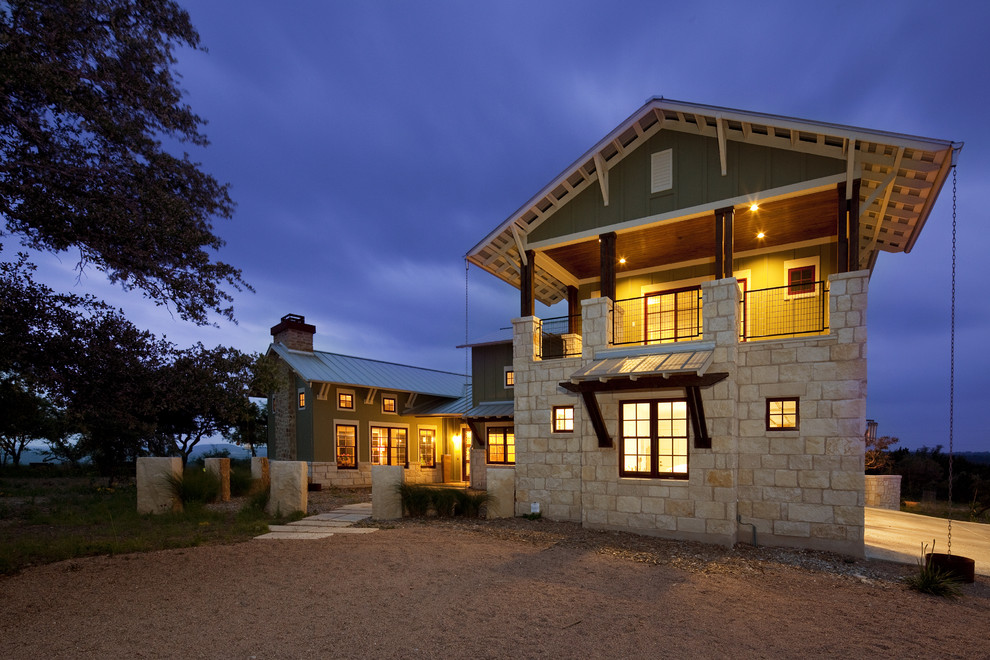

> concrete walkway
[254,502,376,540]
[865,507,990,576]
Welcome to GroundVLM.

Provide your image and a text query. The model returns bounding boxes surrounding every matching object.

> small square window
[382,396,397,414]
[337,391,354,410]
[297,389,306,409]
[552,406,574,433]
[504,369,515,388]
[787,265,816,296]
[767,398,799,430]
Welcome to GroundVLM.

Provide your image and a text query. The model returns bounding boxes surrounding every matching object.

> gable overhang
[467,97,961,305]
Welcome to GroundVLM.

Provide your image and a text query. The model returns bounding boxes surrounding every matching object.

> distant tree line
[0,1,275,481]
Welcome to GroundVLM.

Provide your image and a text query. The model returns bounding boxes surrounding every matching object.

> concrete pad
[865,507,990,576]
[320,527,378,534]
[254,531,334,540]
[287,519,357,528]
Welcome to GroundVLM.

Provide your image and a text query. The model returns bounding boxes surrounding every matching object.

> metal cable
[948,165,956,556]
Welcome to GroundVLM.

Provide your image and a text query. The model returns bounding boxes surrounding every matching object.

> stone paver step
[255,530,334,540]
[253,502,376,540]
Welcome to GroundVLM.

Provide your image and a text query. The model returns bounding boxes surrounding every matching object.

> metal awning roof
[569,348,714,383]
[467,97,962,305]
[269,343,466,398]
[463,401,514,420]
[406,385,473,417]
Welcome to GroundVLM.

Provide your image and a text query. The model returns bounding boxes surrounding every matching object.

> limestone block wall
[735,271,867,555]
[308,461,442,488]
[865,474,902,510]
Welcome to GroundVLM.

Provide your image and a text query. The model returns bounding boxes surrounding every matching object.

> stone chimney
[270,314,316,352]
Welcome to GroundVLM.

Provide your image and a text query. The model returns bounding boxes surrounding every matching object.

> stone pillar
[251,456,270,490]
[486,467,516,519]
[865,475,902,510]
[580,296,612,358]
[137,457,182,514]
[267,460,307,516]
[372,465,404,520]
[204,457,231,502]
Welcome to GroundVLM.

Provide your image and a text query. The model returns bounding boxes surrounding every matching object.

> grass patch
[0,471,273,575]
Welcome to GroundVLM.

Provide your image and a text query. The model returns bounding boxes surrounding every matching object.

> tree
[154,344,267,466]
[1,0,247,324]
[229,399,269,458]
[0,378,66,466]
[865,433,899,473]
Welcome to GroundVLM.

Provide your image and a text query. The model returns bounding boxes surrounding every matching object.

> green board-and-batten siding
[471,342,514,407]
[528,131,845,245]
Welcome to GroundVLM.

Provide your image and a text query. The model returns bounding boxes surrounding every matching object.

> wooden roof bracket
[594,152,610,206]
[466,419,485,449]
[716,114,728,176]
[559,373,728,449]
[364,388,378,405]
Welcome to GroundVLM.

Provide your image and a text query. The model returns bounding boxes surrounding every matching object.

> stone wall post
[581,296,612,358]
[266,460,307,516]
[204,457,231,502]
[487,467,516,519]
[251,456,270,490]
[372,465,405,520]
[865,475,902,510]
[137,457,182,514]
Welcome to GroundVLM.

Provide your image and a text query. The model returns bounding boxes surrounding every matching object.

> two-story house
[465,98,959,555]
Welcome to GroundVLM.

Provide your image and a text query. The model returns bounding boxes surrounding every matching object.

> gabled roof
[269,343,466,399]
[467,97,962,305]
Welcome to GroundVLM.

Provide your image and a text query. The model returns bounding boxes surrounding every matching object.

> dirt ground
[1,490,988,659]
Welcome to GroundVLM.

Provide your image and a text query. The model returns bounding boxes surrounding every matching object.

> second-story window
[504,369,515,388]
[382,395,397,414]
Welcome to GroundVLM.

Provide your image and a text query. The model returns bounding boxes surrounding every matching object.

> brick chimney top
[270,314,316,352]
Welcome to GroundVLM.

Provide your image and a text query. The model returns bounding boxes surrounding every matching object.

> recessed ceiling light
[756,232,765,239]
[618,257,627,264]
[750,203,759,212]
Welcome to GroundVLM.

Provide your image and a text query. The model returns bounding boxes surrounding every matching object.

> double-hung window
[620,399,689,479]
[486,427,515,465]
[336,424,357,469]
[419,428,436,468]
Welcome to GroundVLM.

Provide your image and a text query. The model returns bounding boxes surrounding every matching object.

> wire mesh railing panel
[741,281,829,340]
[538,315,582,359]
[612,289,703,346]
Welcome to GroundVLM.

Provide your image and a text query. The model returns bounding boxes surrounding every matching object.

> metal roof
[270,343,466,398]
[569,348,714,382]
[406,385,473,417]
[467,97,962,305]
[464,401,515,420]
[456,327,513,348]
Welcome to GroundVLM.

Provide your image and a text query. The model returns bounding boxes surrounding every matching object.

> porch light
[750,203,759,211]
[451,434,462,449]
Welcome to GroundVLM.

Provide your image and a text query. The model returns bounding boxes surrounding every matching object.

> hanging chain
[948,165,957,556]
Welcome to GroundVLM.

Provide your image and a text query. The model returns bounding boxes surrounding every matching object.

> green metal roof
[270,343,467,398]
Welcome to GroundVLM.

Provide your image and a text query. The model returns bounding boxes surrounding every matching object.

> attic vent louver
[650,149,673,194]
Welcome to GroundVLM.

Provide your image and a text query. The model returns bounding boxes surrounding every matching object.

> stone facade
[511,271,868,556]
[865,474,902,510]
[308,460,443,488]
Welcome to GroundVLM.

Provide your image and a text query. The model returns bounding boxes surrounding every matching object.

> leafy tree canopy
[0,0,247,324]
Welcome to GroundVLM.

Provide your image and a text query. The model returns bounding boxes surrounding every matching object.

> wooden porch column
[567,285,580,333]
[849,179,861,270]
[600,232,616,301]
[714,206,734,279]
[520,249,535,317]
[836,183,849,274]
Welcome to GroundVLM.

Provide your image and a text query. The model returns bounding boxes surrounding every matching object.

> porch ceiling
[467,98,960,306]
[542,188,838,282]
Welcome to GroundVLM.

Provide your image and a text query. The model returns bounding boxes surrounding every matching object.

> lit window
[382,396,397,414]
[486,427,515,465]
[337,391,354,410]
[419,428,436,468]
[787,265,816,296]
[297,389,306,409]
[504,369,515,388]
[767,398,799,431]
[371,426,407,466]
[336,425,357,469]
[552,406,574,433]
[645,287,702,344]
[619,399,689,479]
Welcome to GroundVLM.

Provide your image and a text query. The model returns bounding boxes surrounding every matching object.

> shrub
[397,483,433,517]
[432,488,458,517]
[453,489,491,518]
[904,541,962,599]
[229,465,254,497]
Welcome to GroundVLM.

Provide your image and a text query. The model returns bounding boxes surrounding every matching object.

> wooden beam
[716,114,728,176]
[559,372,729,394]
[849,179,861,270]
[687,386,711,449]
[724,206,734,276]
[567,286,580,334]
[600,232,616,302]
[466,420,485,449]
[520,249,535,317]
[714,210,724,279]
[365,388,377,405]
[836,182,849,273]
[594,152,609,206]
[511,225,528,265]
[845,139,856,200]
[581,390,613,448]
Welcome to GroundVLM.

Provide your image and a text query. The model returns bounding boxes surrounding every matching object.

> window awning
[567,348,714,383]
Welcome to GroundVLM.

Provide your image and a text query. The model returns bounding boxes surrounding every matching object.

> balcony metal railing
[612,288,703,346]
[538,315,582,359]
[741,281,829,340]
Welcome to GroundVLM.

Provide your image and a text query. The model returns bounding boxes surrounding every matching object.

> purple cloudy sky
[16,1,989,452]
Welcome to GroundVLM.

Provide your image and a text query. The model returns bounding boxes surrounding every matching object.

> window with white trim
[336,424,357,469]
[371,426,407,466]
[419,428,436,468]
[337,390,355,411]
